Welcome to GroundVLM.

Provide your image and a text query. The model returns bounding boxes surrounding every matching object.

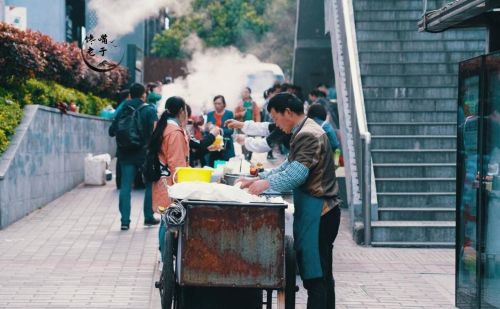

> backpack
[114,103,147,150]
[142,150,170,183]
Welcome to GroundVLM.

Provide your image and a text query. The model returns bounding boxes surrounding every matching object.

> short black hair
[307,103,327,121]
[213,95,226,107]
[129,83,145,99]
[267,92,304,115]
[309,89,325,98]
[186,104,192,117]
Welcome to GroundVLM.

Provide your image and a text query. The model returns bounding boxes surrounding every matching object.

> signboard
[5,6,27,30]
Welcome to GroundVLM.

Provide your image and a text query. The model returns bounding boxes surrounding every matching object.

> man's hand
[248,179,270,195]
[210,126,221,136]
[207,144,221,152]
[235,134,246,145]
[225,119,244,129]
[237,176,259,189]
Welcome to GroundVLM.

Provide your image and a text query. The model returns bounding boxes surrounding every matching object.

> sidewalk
[0,162,456,308]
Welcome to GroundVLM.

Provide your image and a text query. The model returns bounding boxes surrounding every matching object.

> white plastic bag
[168,182,266,203]
[84,153,107,185]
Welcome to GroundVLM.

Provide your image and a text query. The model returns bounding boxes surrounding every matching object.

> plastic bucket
[175,167,213,183]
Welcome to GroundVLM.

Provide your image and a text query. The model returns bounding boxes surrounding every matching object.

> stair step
[374,164,455,177]
[354,0,437,11]
[359,51,482,64]
[378,207,455,220]
[371,220,455,243]
[361,63,457,75]
[362,75,458,88]
[358,40,484,52]
[361,65,457,76]
[367,112,456,122]
[366,101,457,112]
[356,29,486,42]
[374,163,455,166]
[377,192,456,207]
[375,178,456,192]
[370,241,454,248]
[372,149,456,163]
[371,135,456,149]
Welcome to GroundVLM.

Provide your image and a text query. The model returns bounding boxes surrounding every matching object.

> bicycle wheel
[161,229,175,309]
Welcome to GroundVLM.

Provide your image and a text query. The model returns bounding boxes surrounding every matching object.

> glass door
[480,51,500,309]
[457,55,483,308]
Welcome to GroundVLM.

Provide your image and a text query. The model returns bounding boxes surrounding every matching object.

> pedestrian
[307,103,340,152]
[185,104,221,167]
[112,89,131,190]
[148,96,190,254]
[146,82,162,108]
[206,95,235,166]
[235,87,261,161]
[309,89,338,129]
[108,83,159,231]
[239,92,342,309]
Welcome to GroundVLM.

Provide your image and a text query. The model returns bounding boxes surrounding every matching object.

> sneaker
[144,218,160,226]
[120,224,129,231]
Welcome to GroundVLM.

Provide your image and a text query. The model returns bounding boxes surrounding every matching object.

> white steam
[88,0,192,39]
[159,46,277,116]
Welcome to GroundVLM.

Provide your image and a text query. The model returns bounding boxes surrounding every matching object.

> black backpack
[114,103,147,150]
[142,150,171,183]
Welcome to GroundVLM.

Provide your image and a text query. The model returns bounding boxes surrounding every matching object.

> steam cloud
[88,0,192,39]
[160,45,277,116]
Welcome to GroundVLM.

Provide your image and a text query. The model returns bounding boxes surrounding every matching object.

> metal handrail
[342,0,372,245]
[326,0,374,245]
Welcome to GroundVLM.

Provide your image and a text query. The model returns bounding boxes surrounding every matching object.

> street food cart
[156,198,296,309]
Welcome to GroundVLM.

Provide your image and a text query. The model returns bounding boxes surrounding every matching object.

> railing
[325,0,374,245]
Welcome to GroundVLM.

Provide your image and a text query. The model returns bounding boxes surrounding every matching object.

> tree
[150,0,297,74]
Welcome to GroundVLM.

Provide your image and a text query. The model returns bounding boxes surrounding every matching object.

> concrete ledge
[0,105,116,229]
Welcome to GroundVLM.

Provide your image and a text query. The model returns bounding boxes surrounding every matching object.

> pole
[362,133,372,246]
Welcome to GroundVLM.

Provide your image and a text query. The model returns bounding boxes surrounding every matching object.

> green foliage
[151,25,186,58]
[152,0,270,58]
[0,97,23,154]
[0,22,128,99]
[0,79,113,155]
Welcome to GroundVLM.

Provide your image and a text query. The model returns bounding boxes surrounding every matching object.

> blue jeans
[118,161,154,225]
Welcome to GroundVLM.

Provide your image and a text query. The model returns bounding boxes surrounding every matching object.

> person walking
[206,95,235,166]
[240,93,342,309]
[109,83,159,231]
[147,96,190,254]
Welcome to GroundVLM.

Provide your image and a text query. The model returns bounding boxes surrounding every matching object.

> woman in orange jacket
[148,96,189,255]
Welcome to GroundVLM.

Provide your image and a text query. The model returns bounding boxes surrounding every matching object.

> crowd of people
[108,80,341,309]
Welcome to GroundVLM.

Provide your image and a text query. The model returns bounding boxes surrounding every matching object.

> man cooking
[239,92,341,309]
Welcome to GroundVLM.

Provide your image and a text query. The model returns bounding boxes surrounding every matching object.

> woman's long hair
[148,96,186,156]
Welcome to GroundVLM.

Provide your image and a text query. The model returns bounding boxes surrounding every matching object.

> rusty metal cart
[156,199,296,309]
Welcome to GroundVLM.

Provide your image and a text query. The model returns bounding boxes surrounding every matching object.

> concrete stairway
[352,0,486,246]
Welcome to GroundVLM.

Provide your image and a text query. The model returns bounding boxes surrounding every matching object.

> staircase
[352,0,486,246]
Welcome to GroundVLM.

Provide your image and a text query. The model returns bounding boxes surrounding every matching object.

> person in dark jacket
[109,83,160,231]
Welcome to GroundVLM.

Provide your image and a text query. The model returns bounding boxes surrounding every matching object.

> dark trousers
[303,206,341,309]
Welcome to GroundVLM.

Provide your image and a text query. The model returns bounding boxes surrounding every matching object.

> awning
[418,0,500,32]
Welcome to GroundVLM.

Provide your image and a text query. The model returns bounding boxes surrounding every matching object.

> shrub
[0,79,115,155]
[0,22,128,99]
[0,97,23,154]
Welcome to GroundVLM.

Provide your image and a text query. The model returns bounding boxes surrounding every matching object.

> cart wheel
[285,235,296,309]
[160,229,175,309]
[174,284,184,309]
